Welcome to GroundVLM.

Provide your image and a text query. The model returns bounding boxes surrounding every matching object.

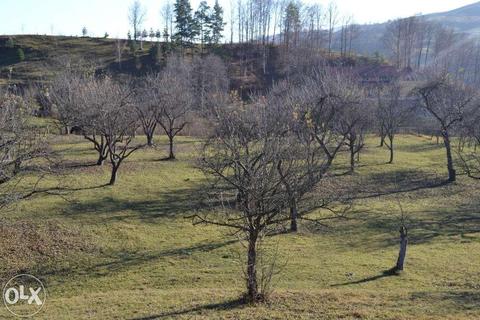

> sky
[0,0,478,38]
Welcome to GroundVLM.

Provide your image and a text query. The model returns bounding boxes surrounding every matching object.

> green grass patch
[0,134,478,319]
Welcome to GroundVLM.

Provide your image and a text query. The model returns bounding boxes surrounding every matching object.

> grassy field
[0,133,479,319]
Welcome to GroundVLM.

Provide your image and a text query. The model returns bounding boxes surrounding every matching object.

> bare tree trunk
[389,144,394,164]
[379,126,385,147]
[146,133,154,147]
[97,151,107,166]
[395,226,408,271]
[442,130,456,182]
[350,144,355,173]
[246,231,258,302]
[387,135,394,164]
[290,199,298,232]
[85,135,108,166]
[168,133,175,160]
[109,163,119,185]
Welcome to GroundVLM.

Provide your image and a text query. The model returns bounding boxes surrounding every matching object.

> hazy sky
[0,0,478,38]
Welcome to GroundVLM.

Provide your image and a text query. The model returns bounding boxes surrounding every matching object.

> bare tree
[49,66,110,166]
[272,70,362,231]
[161,1,174,43]
[414,74,476,182]
[342,99,370,173]
[77,77,142,185]
[383,16,419,69]
[376,82,413,164]
[326,1,339,54]
[0,87,52,208]
[48,71,82,135]
[157,56,193,160]
[135,74,162,147]
[194,100,288,302]
[193,72,355,300]
[458,151,480,179]
[193,54,229,113]
[394,199,408,272]
[129,0,146,42]
[457,105,480,179]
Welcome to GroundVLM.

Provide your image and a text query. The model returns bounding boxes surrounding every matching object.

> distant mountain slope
[343,1,480,56]
[426,1,480,34]
[429,1,480,17]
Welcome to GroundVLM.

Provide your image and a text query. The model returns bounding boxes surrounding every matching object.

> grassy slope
[0,134,479,319]
[0,35,161,84]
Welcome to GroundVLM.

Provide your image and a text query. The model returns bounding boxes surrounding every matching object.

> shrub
[17,48,25,61]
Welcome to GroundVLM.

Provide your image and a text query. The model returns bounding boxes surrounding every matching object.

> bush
[149,44,162,63]
[17,48,25,61]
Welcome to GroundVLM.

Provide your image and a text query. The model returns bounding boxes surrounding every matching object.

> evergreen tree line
[128,0,225,50]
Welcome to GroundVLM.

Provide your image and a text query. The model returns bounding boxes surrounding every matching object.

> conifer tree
[173,0,196,48]
[194,1,211,52]
[210,0,224,44]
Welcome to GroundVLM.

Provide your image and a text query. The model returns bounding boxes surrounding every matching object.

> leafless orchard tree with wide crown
[81,77,142,185]
[271,69,362,232]
[49,69,111,166]
[135,73,162,147]
[376,82,414,164]
[414,73,476,182]
[194,99,290,303]
[340,92,371,173]
[156,56,194,160]
[192,69,358,302]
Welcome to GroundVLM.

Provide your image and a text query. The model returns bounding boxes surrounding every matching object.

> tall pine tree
[194,1,211,52]
[210,0,224,45]
[173,0,196,48]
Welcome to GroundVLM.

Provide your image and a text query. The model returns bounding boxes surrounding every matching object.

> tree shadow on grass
[129,297,245,320]
[50,159,101,169]
[40,238,238,278]
[62,183,216,222]
[349,168,450,201]
[354,201,480,249]
[22,183,109,204]
[395,141,443,153]
[410,291,480,311]
[330,268,400,287]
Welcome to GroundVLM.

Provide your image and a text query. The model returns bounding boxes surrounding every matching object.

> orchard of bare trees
[2,0,480,311]
[3,48,480,301]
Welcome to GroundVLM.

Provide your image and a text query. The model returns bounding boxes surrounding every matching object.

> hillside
[336,1,480,56]
[0,35,294,92]
[0,35,269,92]
[2,3,480,85]
[0,35,388,94]
[427,1,480,35]
[0,36,130,84]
